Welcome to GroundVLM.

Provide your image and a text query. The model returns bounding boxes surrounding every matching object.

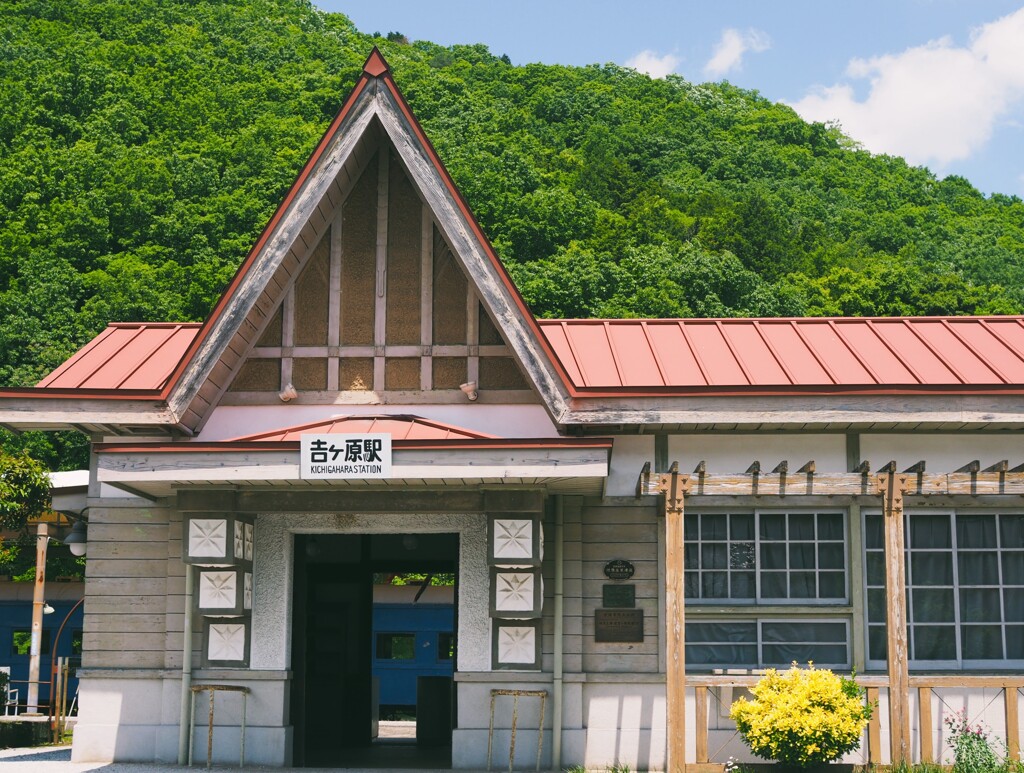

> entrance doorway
[291,533,458,768]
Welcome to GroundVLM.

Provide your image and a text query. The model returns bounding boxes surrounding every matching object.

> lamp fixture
[64,519,88,557]
[459,381,478,401]
[43,602,55,615]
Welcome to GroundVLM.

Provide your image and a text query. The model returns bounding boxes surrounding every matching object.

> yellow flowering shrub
[729,664,873,767]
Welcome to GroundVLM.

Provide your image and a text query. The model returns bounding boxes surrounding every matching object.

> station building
[2,50,1023,770]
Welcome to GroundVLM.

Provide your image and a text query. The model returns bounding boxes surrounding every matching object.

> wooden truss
[637,459,1024,773]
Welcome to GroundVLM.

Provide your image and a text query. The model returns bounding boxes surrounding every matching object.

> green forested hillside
[3,0,1024,400]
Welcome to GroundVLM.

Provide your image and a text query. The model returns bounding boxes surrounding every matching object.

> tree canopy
[2,0,1024,465]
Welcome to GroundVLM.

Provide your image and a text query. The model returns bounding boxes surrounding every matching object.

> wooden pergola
[639,459,1024,773]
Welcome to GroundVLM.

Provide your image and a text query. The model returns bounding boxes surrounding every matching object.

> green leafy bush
[730,664,873,767]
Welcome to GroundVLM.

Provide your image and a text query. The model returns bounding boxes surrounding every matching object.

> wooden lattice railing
[688,674,1024,767]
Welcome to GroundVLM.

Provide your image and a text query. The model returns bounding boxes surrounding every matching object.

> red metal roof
[33,316,1024,396]
[37,323,202,391]
[538,317,1024,393]
[230,415,496,442]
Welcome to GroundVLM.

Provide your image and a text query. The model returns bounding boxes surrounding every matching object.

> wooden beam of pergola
[639,463,1024,769]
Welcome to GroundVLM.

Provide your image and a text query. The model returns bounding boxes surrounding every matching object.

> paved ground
[0,745,486,771]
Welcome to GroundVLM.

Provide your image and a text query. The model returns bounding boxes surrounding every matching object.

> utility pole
[27,522,48,713]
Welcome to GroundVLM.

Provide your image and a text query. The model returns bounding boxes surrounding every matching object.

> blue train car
[372,601,454,709]
[0,596,83,714]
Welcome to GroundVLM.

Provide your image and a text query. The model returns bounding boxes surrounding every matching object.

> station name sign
[300,434,392,479]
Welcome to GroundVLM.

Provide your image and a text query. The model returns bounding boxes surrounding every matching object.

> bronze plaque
[594,609,644,642]
[603,559,635,580]
[602,584,635,608]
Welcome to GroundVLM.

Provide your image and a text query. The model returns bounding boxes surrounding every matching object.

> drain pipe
[177,563,195,765]
[552,495,565,769]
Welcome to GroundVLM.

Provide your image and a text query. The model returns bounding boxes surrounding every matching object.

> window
[686,619,850,669]
[685,511,847,603]
[865,510,1024,668]
[437,632,454,661]
[375,633,415,660]
[11,630,51,657]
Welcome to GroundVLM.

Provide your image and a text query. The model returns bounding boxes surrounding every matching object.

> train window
[11,629,51,657]
[438,632,454,661]
[376,633,415,660]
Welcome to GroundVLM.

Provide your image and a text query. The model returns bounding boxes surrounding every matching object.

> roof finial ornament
[363,46,390,77]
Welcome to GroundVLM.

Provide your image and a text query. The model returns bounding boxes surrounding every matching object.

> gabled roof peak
[363,46,390,77]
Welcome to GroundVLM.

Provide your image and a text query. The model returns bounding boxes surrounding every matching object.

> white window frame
[686,617,851,670]
[686,508,849,606]
[863,507,1024,671]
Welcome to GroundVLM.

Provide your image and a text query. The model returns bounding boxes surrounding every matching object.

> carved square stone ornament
[490,568,543,618]
[196,567,249,616]
[493,620,542,670]
[202,617,251,668]
[488,513,542,567]
[183,514,254,568]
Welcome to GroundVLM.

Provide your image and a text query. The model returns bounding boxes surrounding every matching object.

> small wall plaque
[602,584,636,608]
[603,559,635,580]
[595,609,644,643]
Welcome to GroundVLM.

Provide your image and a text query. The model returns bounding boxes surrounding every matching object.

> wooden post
[866,687,882,764]
[694,686,708,764]
[658,469,692,773]
[918,687,933,763]
[1007,687,1020,763]
[878,473,911,765]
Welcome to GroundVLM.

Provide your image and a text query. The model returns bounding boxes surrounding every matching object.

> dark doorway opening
[291,533,458,768]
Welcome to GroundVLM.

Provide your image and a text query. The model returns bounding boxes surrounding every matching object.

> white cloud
[790,8,1024,169]
[625,50,681,79]
[703,28,771,79]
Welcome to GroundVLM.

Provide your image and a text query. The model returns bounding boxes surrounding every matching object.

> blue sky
[315,1,1024,199]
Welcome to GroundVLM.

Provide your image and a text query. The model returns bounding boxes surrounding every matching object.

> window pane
[818,543,844,570]
[761,572,787,598]
[438,632,454,660]
[819,572,845,599]
[684,572,699,598]
[11,630,50,657]
[731,572,755,598]
[790,572,816,598]
[761,544,787,570]
[702,572,728,598]
[1003,588,1024,622]
[730,513,754,541]
[867,588,886,622]
[911,514,952,549]
[868,625,887,661]
[864,515,883,550]
[960,589,1002,622]
[702,544,726,570]
[376,633,415,660]
[1007,626,1024,659]
[730,542,755,570]
[913,626,957,660]
[701,514,728,541]
[684,543,699,566]
[1000,515,1024,547]
[957,515,997,549]
[762,621,846,642]
[686,645,758,666]
[865,552,885,584]
[958,553,999,585]
[912,588,955,623]
[760,513,786,540]
[790,514,815,541]
[911,552,953,586]
[961,625,1003,660]
[1002,552,1024,585]
[789,543,816,569]
[818,513,844,541]
[686,621,757,642]
[763,644,847,667]
[684,514,699,541]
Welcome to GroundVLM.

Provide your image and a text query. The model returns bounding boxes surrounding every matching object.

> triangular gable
[162,49,572,433]
[230,415,496,442]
